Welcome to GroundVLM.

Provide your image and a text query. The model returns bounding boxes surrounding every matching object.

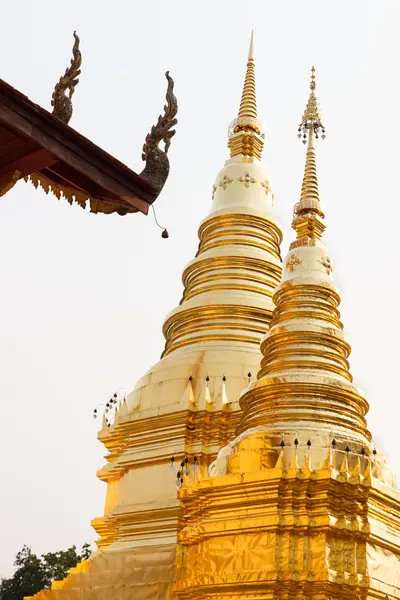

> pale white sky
[0,0,398,578]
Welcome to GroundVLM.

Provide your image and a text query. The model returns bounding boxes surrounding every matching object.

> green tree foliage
[0,544,92,600]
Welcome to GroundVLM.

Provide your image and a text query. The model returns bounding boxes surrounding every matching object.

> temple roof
[0,78,159,215]
[0,32,177,217]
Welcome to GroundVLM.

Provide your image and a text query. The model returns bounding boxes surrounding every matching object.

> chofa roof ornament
[51,31,82,124]
[140,71,178,194]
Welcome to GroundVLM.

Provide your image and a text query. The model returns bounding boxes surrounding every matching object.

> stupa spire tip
[248,31,255,60]
[238,32,257,120]
[228,33,264,159]
[291,66,326,246]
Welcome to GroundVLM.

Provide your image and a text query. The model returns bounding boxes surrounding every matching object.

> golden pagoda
[175,68,400,599]
[26,34,283,599]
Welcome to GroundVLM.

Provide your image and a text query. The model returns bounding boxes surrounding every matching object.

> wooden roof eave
[0,79,159,215]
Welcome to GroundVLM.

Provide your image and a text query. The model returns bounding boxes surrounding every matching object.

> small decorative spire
[364,460,372,480]
[51,31,82,124]
[205,376,213,404]
[228,32,264,160]
[339,454,349,477]
[221,376,230,406]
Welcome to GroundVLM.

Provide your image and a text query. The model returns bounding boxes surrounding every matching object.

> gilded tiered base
[176,432,400,600]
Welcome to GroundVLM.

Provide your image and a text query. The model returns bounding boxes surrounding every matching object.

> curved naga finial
[140,71,178,194]
[51,31,82,124]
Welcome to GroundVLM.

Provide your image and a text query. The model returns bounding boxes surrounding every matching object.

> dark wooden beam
[0,147,56,178]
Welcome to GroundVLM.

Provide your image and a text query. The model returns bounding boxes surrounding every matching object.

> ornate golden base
[176,433,400,600]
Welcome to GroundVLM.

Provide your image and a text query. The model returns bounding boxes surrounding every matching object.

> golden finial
[291,67,326,248]
[298,65,325,142]
[228,32,264,160]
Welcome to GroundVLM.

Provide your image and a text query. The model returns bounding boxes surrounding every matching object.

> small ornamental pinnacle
[297,66,326,144]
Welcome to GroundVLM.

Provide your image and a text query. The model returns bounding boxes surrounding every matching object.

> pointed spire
[248,30,254,59]
[363,459,372,481]
[291,67,326,249]
[161,32,282,360]
[350,458,361,483]
[221,378,230,406]
[238,31,257,120]
[238,65,371,445]
[339,454,349,475]
[228,32,265,160]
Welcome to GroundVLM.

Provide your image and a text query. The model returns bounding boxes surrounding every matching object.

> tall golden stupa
[27,34,284,599]
[175,68,400,599]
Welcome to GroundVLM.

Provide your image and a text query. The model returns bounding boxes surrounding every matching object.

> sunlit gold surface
[238,70,369,445]
[25,38,283,600]
[26,60,400,600]
[174,69,400,600]
[176,436,400,599]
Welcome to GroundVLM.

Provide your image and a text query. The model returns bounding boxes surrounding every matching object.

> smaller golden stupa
[175,67,400,600]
